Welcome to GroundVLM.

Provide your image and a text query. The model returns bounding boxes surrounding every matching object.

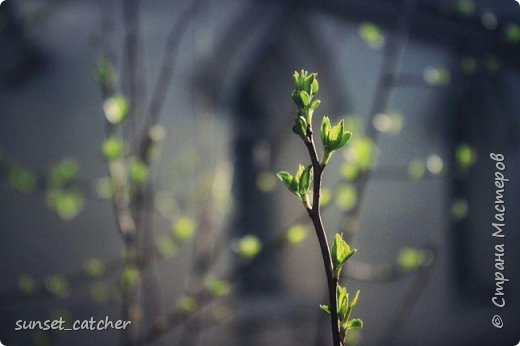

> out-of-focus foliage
[398,247,426,271]
[129,159,149,184]
[256,171,277,193]
[505,24,520,44]
[372,112,403,135]
[121,266,140,288]
[204,276,231,297]
[7,166,37,193]
[359,23,384,49]
[461,57,477,74]
[423,67,451,86]
[286,224,308,245]
[45,190,85,220]
[408,159,426,180]
[18,275,36,294]
[335,185,357,211]
[457,0,475,16]
[345,137,376,172]
[157,235,177,257]
[45,275,69,297]
[49,159,79,188]
[426,154,444,175]
[84,258,106,278]
[90,283,112,304]
[172,216,197,241]
[177,295,197,315]
[451,198,469,220]
[103,95,129,125]
[102,137,125,161]
[455,144,477,170]
[234,235,262,260]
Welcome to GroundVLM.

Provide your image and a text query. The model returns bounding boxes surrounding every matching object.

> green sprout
[277,71,362,346]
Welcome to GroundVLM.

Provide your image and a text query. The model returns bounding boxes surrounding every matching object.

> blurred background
[1,0,520,345]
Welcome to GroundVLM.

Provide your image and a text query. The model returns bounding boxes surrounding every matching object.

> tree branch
[303,132,341,346]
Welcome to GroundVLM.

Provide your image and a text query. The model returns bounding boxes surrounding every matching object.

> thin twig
[138,0,206,159]
[303,130,341,346]
[123,0,146,138]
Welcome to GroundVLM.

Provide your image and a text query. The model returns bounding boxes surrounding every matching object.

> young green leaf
[321,117,352,165]
[311,78,319,95]
[278,172,296,195]
[331,233,357,277]
[336,285,349,322]
[321,116,331,145]
[320,304,331,315]
[311,99,321,110]
[298,165,313,197]
[347,318,364,329]
[350,289,360,308]
[299,91,311,107]
[292,116,308,138]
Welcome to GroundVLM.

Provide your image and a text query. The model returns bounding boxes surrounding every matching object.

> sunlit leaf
[331,233,356,275]
[320,304,331,315]
[347,318,364,329]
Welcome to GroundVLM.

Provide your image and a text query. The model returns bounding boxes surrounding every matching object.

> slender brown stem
[303,131,342,346]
